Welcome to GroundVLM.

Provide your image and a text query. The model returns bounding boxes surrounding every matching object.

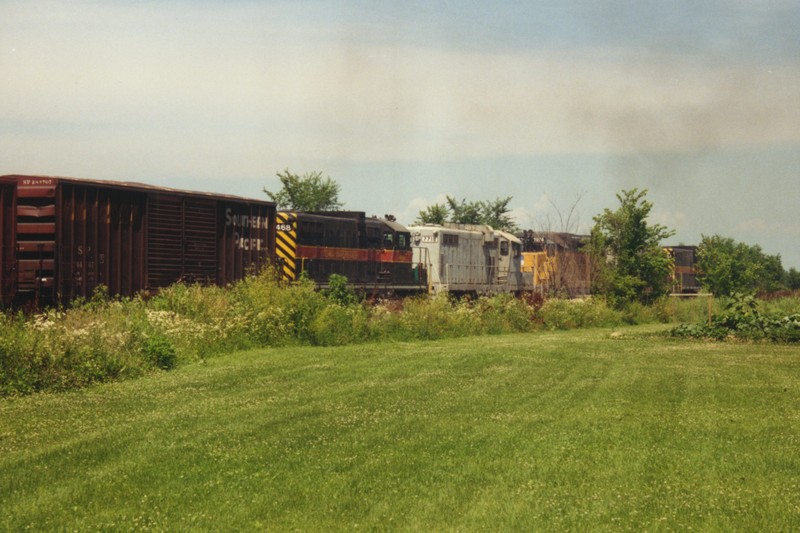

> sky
[2,0,799,268]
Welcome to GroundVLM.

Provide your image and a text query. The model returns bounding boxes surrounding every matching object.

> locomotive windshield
[382,230,411,250]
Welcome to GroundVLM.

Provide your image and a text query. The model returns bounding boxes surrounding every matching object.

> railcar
[518,230,592,296]
[407,222,531,295]
[665,245,700,293]
[0,175,276,307]
[274,211,425,292]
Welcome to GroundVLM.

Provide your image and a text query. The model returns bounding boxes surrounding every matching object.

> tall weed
[537,298,622,330]
[10,271,748,396]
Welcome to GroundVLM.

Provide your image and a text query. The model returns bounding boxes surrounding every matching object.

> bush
[0,301,159,395]
[310,304,370,346]
[471,294,535,334]
[670,293,800,343]
[6,269,729,397]
[537,298,622,330]
[324,274,361,307]
[139,332,178,370]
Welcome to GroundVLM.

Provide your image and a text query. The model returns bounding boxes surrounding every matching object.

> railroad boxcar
[665,245,701,293]
[0,175,276,307]
[274,211,425,292]
[407,222,531,294]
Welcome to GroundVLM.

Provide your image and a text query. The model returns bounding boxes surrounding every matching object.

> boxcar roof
[0,174,275,206]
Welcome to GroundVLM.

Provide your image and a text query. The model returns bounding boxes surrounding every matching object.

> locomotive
[517,230,592,297]
[406,223,531,295]
[274,211,425,293]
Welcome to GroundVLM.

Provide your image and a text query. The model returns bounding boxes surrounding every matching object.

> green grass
[2,326,800,531]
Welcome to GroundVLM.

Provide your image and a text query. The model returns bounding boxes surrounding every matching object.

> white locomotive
[407,223,533,295]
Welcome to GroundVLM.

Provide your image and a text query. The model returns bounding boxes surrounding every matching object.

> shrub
[669,293,800,343]
[324,274,361,307]
[537,297,622,330]
[397,295,483,340]
[310,304,370,346]
[139,332,177,370]
[471,294,534,334]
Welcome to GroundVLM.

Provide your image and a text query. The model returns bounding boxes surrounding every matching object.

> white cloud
[3,2,800,173]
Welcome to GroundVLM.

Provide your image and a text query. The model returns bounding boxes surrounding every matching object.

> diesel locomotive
[274,211,425,293]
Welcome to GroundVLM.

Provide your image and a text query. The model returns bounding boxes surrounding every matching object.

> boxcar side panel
[219,201,274,285]
[56,183,148,301]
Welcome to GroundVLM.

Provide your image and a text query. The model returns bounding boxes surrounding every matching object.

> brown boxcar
[665,245,701,293]
[0,175,276,307]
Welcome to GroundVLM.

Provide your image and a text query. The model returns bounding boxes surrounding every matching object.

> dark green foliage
[264,168,343,211]
[15,266,787,396]
[446,196,483,224]
[786,268,800,290]
[697,235,786,296]
[415,203,448,225]
[323,274,360,306]
[415,195,519,231]
[670,293,800,343]
[140,333,177,370]
[477,196,518,232]
[589,189,675,307]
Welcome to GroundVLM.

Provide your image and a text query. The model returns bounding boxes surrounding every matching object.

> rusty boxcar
[0,175,276,307]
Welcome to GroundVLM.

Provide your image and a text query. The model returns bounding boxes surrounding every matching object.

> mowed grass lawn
[2,326,800,531]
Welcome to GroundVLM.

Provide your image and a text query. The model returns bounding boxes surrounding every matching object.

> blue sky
[2,1,799,268]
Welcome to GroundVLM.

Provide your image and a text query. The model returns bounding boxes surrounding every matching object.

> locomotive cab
[379,220,411,251]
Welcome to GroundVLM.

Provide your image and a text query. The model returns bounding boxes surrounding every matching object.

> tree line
[265,169,800,305]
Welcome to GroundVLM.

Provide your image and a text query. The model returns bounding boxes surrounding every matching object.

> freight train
[0,175,699,307]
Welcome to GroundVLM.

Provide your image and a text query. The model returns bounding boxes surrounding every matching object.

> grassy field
[2,325,800,531]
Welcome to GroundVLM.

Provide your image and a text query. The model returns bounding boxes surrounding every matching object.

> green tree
[415,203,448,225]
[588,188,675,306]
[478,196,518,232]
[697,235,786,296]
[785,268,800,290]
[264,169,343,211]
[446,196,483,224]
[415,195,519,231]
